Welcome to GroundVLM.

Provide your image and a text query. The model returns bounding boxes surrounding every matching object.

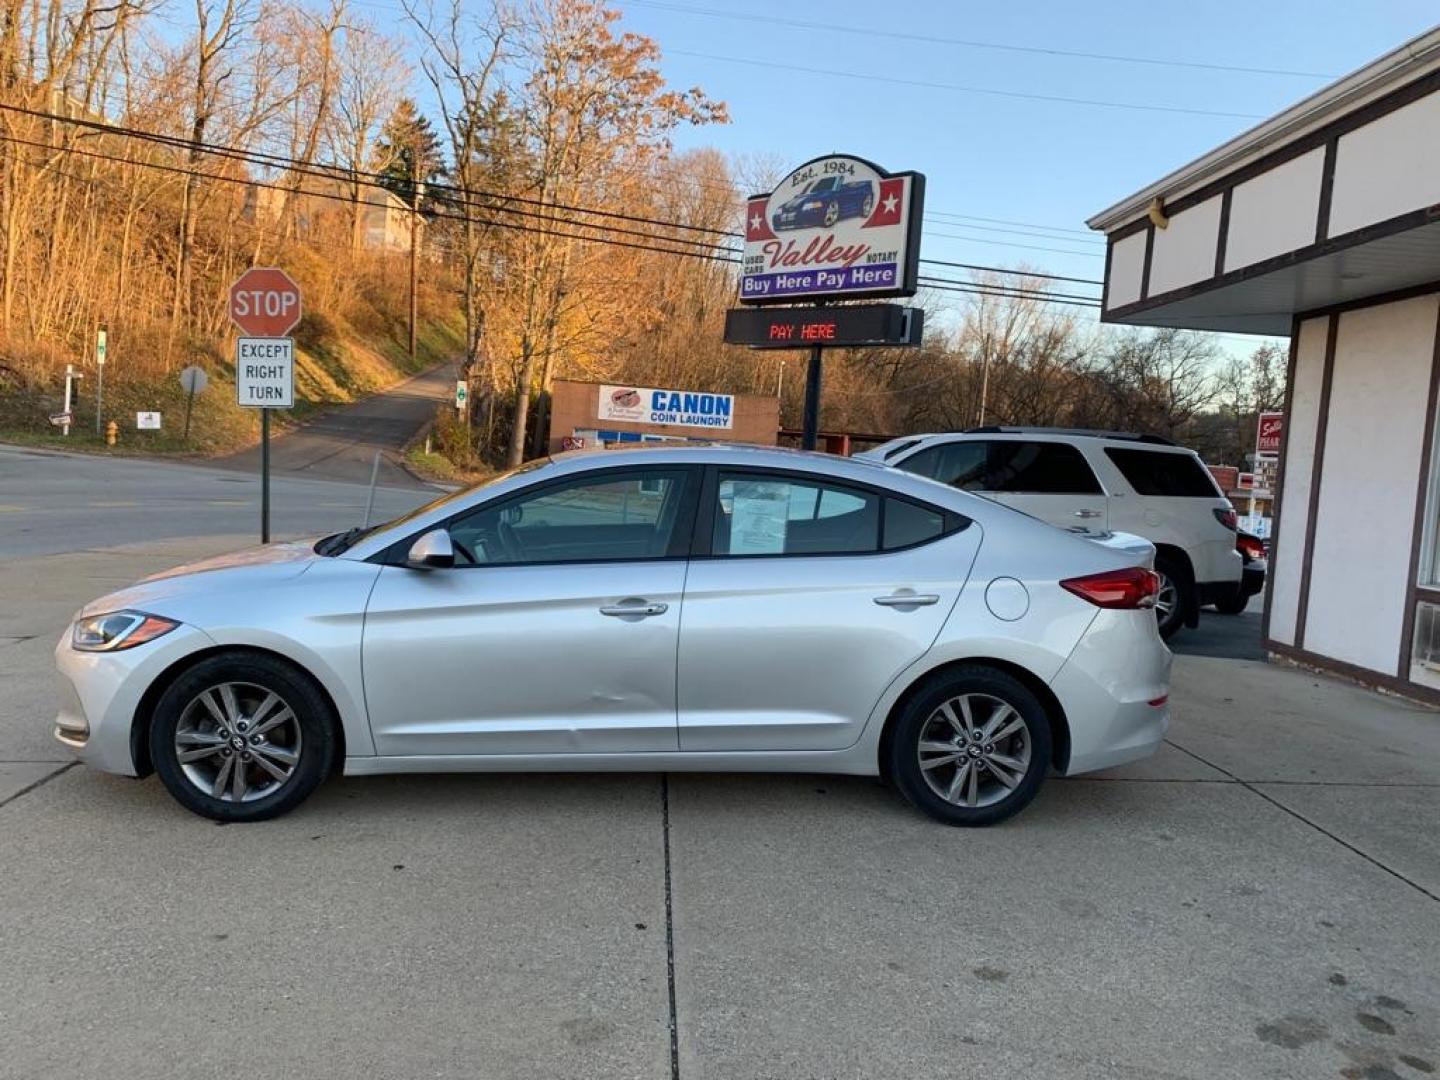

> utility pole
[976,332,992,427]
[408,147,420,365]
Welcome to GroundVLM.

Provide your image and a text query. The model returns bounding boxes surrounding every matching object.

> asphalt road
[0,446,436,558]
[0,462,1435,1079]
[212,359,457,488]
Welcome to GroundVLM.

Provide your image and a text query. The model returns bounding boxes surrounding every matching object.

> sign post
[229,267,301,543]
[94,326,107,436]
[179,365,208,443]
[735,154,925,449]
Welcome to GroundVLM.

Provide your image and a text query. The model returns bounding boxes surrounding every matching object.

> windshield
[313,458,554,556]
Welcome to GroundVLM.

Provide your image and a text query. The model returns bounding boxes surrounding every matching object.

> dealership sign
[1256,411,1284,457]
[598,385,735,430]
[740,155,924,305]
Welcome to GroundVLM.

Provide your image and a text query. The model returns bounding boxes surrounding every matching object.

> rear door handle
[874,593,940,607]
[599,601,669,617]
[1073,509,1103,519]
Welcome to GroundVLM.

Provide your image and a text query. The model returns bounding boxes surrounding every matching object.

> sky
[610,0,1438,349]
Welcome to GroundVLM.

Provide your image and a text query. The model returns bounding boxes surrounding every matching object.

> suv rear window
[1105,448,1220,497]
[987,441,1102,495]
[899,440,1101,495]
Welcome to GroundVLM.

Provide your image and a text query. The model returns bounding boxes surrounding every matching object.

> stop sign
[229,267,302,337]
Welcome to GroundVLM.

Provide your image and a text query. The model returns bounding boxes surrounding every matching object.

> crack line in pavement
[0,761,76,810]
[661,774,680,1080]
[1164,740,1440,904]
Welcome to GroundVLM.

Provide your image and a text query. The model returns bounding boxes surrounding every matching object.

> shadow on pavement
[1170,607,1266,661]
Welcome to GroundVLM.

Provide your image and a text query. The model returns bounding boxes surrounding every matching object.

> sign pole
[62,364,74,437]
[261,407,271,543]
[801,344,823,451]
[94,327,107,436]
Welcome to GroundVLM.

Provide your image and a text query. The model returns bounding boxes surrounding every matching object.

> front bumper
[1049,609,1172,775]
[53,623,215,776]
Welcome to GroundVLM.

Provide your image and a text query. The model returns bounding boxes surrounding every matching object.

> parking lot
[2,454,1437,1080]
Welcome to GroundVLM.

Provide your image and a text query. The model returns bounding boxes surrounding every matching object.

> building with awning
[1088,27,1440,700]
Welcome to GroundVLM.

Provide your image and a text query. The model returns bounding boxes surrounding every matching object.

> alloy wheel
[824,202,839,226]
[173,681,303,803]
[916,693,1031,808]
[1154,572,1179,625]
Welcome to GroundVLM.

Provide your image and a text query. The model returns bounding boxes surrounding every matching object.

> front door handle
[599,601,669,617]
[874,593,940,607]
[1073,509,1103,519]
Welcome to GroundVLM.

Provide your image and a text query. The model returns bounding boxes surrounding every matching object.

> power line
[924,210,1096,238]
[919,280,1100,310]
[925,229,1104,259]
[918,277,1100,308]
[918,276,1098,304]
[921,217,1104,246]
[0,132,748,266]
[666,50,1268,120]
[7,103,1117,297]
[0,102,744,244]
[918,259,1102,286]
[627,0,1334,79]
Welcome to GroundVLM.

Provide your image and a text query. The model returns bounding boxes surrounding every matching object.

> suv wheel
[1153,555,1190,640]
[889,666,1052,826]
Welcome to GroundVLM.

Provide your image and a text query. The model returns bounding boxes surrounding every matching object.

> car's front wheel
[149,652,335,822]
[889,666,1052,826]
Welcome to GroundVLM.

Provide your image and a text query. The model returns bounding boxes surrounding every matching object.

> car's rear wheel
[149,652,335,822]
[1153,555,1190,640]
[889,666,1051,826]
[861,193,874,217]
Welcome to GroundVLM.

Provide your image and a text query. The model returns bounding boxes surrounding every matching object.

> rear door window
[713,474,880,556]
[1105,448,1221,497]
[986,441,1103,495]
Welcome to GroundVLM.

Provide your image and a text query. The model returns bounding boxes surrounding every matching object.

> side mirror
[405,528,455,570]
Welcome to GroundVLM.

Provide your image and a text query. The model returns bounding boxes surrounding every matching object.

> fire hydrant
[105,420,118,446]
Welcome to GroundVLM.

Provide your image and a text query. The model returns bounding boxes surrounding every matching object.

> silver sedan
[54,445,1171,825]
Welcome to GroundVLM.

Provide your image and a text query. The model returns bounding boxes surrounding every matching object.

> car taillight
[1213,507,1238,531]
[1237,534,1265,559]
[1060,568,1161,610]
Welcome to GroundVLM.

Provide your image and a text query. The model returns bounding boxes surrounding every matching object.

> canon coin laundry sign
[741,155,924,305]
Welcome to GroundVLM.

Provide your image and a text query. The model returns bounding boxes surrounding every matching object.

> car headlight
[72,611,179,652]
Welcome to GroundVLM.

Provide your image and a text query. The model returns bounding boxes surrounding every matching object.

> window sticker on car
[727,480,790,554]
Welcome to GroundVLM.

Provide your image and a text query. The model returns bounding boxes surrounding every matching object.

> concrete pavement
[0,532,1436,1079]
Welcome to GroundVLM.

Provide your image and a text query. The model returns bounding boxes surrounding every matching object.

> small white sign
[136,411,161,430]
[236,337,294,409]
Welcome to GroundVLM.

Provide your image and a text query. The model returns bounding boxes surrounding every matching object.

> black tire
[1153,554,1191,641]
[149,651,336,822]
[1212,591,1249,615]
[888,665,1052,826]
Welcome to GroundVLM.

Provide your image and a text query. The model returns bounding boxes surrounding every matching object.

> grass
[403,444,491,486]
[0,314,467,460]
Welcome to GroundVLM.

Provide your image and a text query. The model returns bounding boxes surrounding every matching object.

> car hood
[80,540,320,618]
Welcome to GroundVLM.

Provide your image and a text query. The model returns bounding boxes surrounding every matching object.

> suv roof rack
[961,426,1179,447]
